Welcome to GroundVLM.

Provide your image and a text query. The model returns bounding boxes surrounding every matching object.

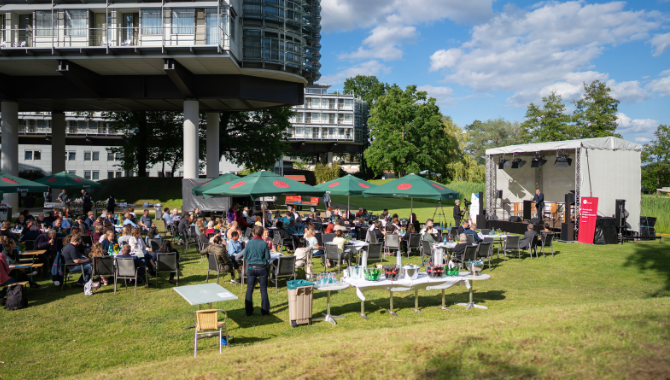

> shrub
[314,163,341,184]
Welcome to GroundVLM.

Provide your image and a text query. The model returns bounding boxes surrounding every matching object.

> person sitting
[304,228,323,257]
[452,233,469,263]
[334,219,349,233]
[146,226,161,240]
[15,215,26,228]
[327,230,349,268]
[420,219,434,235]
[121,212,136,228]
[83,211,94,231]
[91,216,103,228]
[21,220,41,241]
[323,222,335,234]
[519,224,538,249]
[101,230,117,253]
[457,220,468,235]
[138,209,153,231]
[0,247,16,301]
[254,216,263,227]
[21,209,34,221]
[226,221,240,240]
[116,244,145,283]
[153,241,180,283]
[461,221,482,243]
[176,213,192,245]
[401,223,416,253]
[262,229,274,251]
[538,223,552,243]
[206,221,216,235]
[0,221,15,241]
[88,242,111,285]
[0,235,18,265]
[62,235,91,286]
[36,213,49,229]
[235,210,251,231]
[286,219,300,235]
[274,221,291,251]
[162,207,174,228]
[314,211,323,224]
[227,231,245,263]
[242,207,250,218]
[293,238,313,279]
[201,235,237,283]
[355,207,364,217]
[91,225,104,243]
[44,211,56,227]
[278,211,292,227]
[423,225,438,245]
[127,207,137,221]
[171,208,181,222]
[52,218,67,236]
[35,229,60,264]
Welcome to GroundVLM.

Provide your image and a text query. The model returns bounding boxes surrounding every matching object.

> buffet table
[343,273,470,318]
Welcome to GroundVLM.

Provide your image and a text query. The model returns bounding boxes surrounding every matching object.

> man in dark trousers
[532,189,545,221]
[453,200,463,226]
[81,189,93,216]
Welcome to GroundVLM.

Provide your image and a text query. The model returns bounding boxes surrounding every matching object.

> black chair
[475,241,492,270]
[324,243,349,274]
[62,262,84,290]
[465,234,475,245]
[541,233,555,258]
[358,226,368,241]
[462,245,478,269]
[503,235,521,260]
[369,231,378,244]
[206,253,226,285]
[406,233,422,257]
[520,234,539,259]
[323,233,335,245]
[420,240,433,267]
[480,229,491,236]
[114,257,141,296]
[147,237,162,252]
[91,256,114,290]
[361,243,383,265]
[155,252,179,287]
[270,256,297,292]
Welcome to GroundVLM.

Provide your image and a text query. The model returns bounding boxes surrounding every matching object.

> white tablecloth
[343,272,469,301]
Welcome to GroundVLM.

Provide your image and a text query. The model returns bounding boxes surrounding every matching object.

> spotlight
[511,154,526,169]
[498,155,508,169]
[555,150,572,167]
[531,153,547,168]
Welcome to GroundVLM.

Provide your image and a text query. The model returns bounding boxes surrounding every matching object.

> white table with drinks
[313,273,350,326]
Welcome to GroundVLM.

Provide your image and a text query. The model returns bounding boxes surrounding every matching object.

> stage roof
[485,137,642,155]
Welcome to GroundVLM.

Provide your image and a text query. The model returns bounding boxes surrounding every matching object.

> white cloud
[616,113,659,134]
[317,60,391,86]
[429,1,663,105]
[635,137,652,143]
[417,85,455,105]
[660,69,670,76]
[339,22,418,61]
[321,0,494,33]
[647,75,670,96]
[607,79,649,103]
[650,33,670,56]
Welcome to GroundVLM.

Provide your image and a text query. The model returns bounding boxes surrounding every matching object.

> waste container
[0,206,12,222]
[154,203,162,220]
[287,280,314,327]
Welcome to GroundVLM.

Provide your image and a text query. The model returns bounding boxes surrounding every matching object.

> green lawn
[3,218,670,379]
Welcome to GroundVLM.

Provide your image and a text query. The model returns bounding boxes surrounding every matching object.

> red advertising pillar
[578,197,599,244]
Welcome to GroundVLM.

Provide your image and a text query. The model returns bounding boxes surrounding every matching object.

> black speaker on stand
[615,199,628,244]
[560,223,575,242]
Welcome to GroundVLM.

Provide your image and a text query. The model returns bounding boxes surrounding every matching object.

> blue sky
[317,0,670,144]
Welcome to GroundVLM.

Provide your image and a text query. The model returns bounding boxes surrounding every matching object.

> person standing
[81,190,92,216]
[43,188,52,203]
[58,189,69,203]
[323,192,331,209]
[533,189,545,221]
[106,195,115,215]
[453,200,462,226]
[243,226,270,316]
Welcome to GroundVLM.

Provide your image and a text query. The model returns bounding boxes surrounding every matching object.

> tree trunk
[136,111,148,177]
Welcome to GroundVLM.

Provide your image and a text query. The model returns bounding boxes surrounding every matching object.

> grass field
[3,212,670,379]
[641,194,670,234]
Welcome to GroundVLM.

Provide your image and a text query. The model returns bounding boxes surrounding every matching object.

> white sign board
[469,193,480,223]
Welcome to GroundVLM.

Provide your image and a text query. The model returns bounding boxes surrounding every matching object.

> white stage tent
[485,137,642,232]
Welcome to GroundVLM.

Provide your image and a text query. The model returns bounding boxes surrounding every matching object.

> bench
[1,281,28,289]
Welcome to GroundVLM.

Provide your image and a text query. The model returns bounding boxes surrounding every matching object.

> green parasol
[191,173,241,196]
[34,171,101,190]
[203,170,325,200]
[362,173,459,223]
[0,172,49,193]
[315,174,378,216]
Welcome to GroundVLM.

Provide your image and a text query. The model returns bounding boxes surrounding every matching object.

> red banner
[285,196,319,206]
[578,197,599,244]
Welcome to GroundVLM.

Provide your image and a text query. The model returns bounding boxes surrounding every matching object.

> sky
[316,0,670,144]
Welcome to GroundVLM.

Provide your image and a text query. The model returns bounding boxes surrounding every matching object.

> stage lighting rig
[555,150,572,167]
[511,153,526,169]
[497,155,508,169]
[531,152,547,167]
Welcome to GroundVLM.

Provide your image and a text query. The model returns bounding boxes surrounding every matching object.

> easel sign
[578,197,599,244]
[469,193,480,224]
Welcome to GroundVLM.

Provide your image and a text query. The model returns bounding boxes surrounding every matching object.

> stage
[487,219,544,235]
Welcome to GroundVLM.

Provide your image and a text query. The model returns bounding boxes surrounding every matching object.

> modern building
[0,0,321,209]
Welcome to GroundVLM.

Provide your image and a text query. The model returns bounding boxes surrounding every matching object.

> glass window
[35,11,54,36]
[65,10,87,36]
[68,170,76,175]
[115,172,123,178]
[172,9,195,34]
[92,152,99,161]
[230,16,236,41]
[68,152,76,161]
[141,10,162,35]
[84,171,91,180]
[205,9,219,45]
[84,152,91,161]
[108,171,114,179]
[107,152,114,161]
[115,152,122,160]
[295,127,303,137]
[344,99,353,109]
[92,171,99,180]
[329,114,336,124]
[24,151,32,160]
[34,151,41,160]
[344,114,353,124]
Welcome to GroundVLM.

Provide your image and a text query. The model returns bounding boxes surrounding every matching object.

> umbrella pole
[348,194,350,219]
[410,198,413,224]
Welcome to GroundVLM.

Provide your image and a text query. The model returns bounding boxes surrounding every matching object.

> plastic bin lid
[287,280,314,290]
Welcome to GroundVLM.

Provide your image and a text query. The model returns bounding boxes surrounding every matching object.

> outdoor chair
[436,232,443,243]
[384,233,400,256]
[314,232,323,247]
[466,234,475,245]
[118,236,131,246]
[324,243,349,274]
[270,255,297,292]
[205,252,230,285]
[407,233,422,257]
[462,245,478,269]
[272,234,282,252]
[155,252,179,287]
[369,231,379,244]
[62,262,84,290]
[520,234,540,259]
[503,235,521,260]
[146,237,162,252]
[243,227,252,240]
[193,309,228,357]
[450,227,459,239]
[480,229,491,236]
[482,236,497,257]
[323,233,335,245]
[360,243,383,266]
[199,242,210,263]
[475,241,493,270]
[114,257,142,296]
[420,240,433,267]
[541,233,555,258]
[91,256,114,291]
[358,226,368,241]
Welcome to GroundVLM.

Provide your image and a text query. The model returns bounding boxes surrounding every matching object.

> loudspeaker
[497,190,503,199]
[561,222,575,241]
[531,218,542,225]
[523,200,532,220]
[566,192,575,205]
[477,213,486,230]
[594,217,618,244]
[640,227,656,239]
[564,194,573,223]
[640,217,656,228]
[615,199,627,228]
[509,216,522,222]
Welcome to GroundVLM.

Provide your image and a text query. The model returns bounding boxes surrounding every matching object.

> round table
[313,282,350,325]
[455,272,491,310]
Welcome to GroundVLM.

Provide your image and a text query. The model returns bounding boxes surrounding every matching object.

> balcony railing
[0,26,229,50]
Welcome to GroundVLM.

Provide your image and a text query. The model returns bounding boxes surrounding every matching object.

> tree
[444,117,485,182]
[218,107,293,172]
[573,80,621,139]
[364,85,449,177]
[464,118,523,165]
[521,92,576,142]
[641,124,670,191]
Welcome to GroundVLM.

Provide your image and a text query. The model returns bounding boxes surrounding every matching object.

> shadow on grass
[421,344,538,379]
[624,242,670,297]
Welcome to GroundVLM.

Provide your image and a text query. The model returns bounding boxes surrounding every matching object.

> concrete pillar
[1,101,19,211]
[206,112,220,178]
[51,111,66,174]
[183,99,200,179]
[327,152,334,167]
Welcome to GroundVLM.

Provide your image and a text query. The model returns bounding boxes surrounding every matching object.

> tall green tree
[444,117,485,182]
[573,80,621,138]
[641,124,670,191]
[521,92,576,143]
[364,85,449,177]
[218,107,293,172]
[464,118,523,165]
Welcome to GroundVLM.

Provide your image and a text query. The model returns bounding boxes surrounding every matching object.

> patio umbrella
[34,171,101,190]
[362,173,459,223]
[0,172,49,193]
[191,173,241,196]
[203,170,325,226]
[315,174,378,217]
